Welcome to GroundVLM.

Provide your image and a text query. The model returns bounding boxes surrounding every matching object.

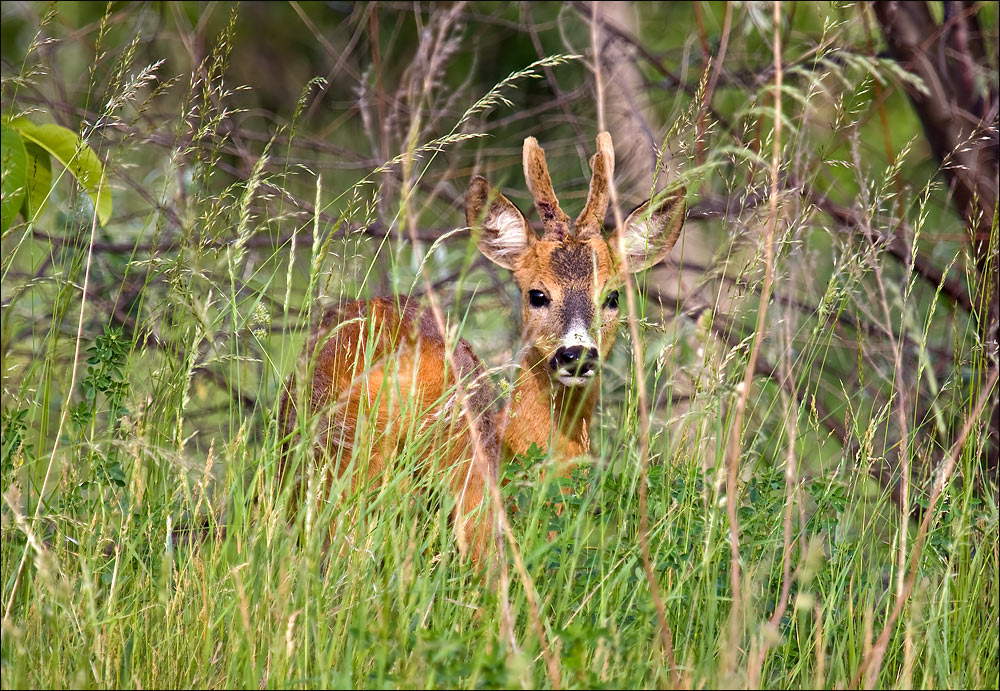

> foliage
[0,115,112,231]
[1,2,997,689]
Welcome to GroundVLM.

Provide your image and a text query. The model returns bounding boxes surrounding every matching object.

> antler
[574,131,615,240]
[523,137,571,240]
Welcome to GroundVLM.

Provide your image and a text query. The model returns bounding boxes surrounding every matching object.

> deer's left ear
[612,187,687,273]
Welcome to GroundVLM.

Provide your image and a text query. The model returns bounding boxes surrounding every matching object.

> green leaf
[9,119,112,225]
[1,125,28,233]
[22,141,52,220]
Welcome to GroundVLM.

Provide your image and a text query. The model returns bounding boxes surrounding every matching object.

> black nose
[550,346,599,375]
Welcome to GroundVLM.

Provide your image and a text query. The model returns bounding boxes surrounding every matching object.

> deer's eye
[528,290,550,308]
[603,290,619,310]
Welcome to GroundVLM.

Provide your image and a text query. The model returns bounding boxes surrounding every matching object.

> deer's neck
[501,351,597,465]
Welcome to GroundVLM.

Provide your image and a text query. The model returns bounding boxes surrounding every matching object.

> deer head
[466,132,686,388]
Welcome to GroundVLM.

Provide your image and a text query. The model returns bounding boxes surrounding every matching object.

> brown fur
[501,360,596,464]
[278,297,499,565]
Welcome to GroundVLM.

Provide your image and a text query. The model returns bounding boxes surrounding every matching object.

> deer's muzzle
[550,346,599,386]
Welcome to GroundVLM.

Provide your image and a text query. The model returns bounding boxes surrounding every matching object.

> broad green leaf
[1,125,27,233]
[10,119,112,225]
[22,141,52,220]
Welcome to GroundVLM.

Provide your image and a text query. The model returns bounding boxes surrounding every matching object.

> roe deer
[278,132,686,567]
[469,132,686,467]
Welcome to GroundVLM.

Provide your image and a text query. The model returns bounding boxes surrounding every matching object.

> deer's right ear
[466,176,533,269]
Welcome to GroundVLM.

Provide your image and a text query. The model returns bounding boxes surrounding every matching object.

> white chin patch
[555,373,595,388]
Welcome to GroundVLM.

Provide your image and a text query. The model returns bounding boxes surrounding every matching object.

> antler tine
[523,137,571,240]
[575,131,615,239]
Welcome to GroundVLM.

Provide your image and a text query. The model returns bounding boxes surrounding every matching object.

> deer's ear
[613,187,686,273]
[466,176,533,269]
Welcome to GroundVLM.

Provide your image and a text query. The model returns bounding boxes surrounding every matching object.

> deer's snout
[550,346,599,381]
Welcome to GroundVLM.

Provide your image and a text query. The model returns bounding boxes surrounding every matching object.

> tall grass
[2,3,997,689]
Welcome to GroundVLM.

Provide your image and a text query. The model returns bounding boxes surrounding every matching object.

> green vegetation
[2,3,996,688]
[1,115,113,231]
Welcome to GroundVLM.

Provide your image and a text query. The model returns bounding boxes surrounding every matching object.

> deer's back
[277,296,499,485]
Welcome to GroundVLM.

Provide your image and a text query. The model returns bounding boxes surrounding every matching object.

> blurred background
[2,0,997,523]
